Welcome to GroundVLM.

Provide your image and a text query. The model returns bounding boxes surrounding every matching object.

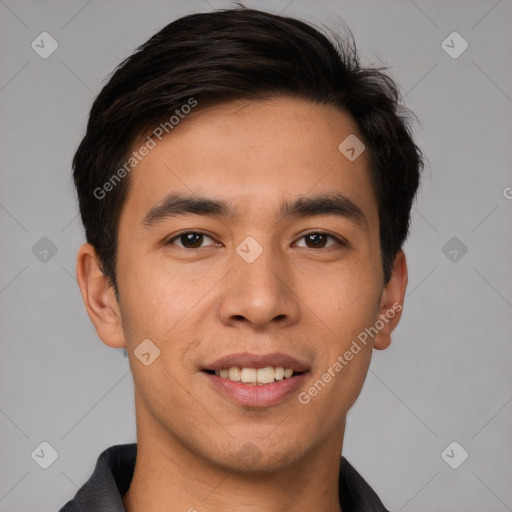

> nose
[217,241,301,330]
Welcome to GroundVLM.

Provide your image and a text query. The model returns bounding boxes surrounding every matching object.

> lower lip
[203,372,308,407]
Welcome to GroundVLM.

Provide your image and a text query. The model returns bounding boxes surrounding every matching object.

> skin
[76,96,408,512]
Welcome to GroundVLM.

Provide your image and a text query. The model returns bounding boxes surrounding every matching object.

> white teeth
[213,365,297,384]
[256,366,275,384]
[240,368,257,384]
[228,367,241,381]
[274,367,285,380]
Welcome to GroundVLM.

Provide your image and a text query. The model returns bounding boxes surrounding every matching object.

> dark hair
[73,6,423,292]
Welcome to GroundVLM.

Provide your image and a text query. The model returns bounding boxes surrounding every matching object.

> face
[78,96,407,473]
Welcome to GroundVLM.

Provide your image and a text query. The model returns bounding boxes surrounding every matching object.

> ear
[76,242,126,349]
[373,250,408,350]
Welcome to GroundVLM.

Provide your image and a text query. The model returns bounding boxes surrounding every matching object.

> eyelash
[166,231,348,250]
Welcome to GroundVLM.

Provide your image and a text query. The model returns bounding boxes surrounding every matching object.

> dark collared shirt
[58,443,390,512]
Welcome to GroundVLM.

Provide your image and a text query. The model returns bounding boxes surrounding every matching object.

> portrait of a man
[1,2,509,512]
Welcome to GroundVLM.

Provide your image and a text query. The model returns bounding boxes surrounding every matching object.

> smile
[202,352,310,407]
[210,366,297,385]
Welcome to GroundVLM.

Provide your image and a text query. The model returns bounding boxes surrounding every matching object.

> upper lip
[203,352,310,373]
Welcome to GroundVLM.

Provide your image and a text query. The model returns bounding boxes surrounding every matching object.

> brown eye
[295,232,345,249]
[168,232,217,249]
[304,233,328,248]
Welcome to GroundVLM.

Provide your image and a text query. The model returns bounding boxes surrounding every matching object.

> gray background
[1,0,511,510]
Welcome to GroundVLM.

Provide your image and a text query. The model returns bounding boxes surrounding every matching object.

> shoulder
[338,457,391,512]
[57,443,137,512]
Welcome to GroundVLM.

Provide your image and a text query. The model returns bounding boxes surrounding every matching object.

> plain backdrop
[1,1,511,511]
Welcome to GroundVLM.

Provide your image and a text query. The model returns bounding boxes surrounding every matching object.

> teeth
[228,367,241,381]
[257,366,275,384]
[213,366,297,385]
[240,367,257,383]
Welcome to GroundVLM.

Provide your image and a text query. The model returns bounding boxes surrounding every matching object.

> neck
[123,400,344,512]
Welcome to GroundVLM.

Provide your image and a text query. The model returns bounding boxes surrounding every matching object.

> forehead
[120,96,377,227]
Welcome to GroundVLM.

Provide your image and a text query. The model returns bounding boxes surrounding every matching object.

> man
[59,6,423,512]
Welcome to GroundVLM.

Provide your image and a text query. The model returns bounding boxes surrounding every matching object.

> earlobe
[373,250,408,350]
[75,243,126,349]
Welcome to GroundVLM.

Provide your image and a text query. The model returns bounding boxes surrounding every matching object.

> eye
[167,231,220,249]
[166,231,347,250]
[295,232,347,249]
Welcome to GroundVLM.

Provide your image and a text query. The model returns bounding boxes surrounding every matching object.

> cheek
[301,261,382,337]
[295,265,381,417]
[294,342,373,446]
[117,249,213,339]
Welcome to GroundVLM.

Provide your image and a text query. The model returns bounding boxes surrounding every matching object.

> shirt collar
[58,443,389,512]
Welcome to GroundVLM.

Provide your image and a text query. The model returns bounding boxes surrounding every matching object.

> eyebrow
[142,191,367,230]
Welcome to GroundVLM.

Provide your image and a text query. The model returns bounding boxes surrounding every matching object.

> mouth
[201,352,310,407]
[203,366,303,385]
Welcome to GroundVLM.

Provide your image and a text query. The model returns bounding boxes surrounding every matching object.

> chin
[207,439,305,475]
